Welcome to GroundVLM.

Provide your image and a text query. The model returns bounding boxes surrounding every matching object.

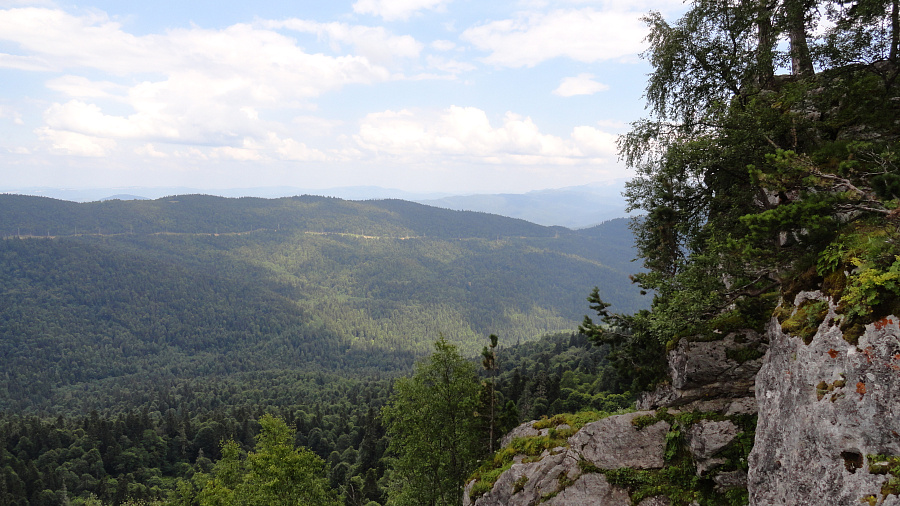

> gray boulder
[467,411,669,506]
[685,419,739,475]
[638,329,765,414]
[569,411,670,470]
[748,292,900,505]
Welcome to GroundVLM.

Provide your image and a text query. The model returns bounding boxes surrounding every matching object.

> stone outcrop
[474,291,900,505]
[748,292,900,506]
[464,412,669,506]
[470,327,760,506]
[685,419,739,475]
[567,412,670,470]
[499,422,570,449]
[638,329,765,415]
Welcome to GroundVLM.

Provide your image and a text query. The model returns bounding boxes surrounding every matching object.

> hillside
[417,183,630,228]
[0,194,643,413]
[2,184,631,229]
[464,0,900,504]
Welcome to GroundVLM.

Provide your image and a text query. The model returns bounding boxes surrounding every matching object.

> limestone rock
[685,420,738,475]
[713,470,747,492]
[468,411,669,506]
[638,329,765,414]
[500,421,542,448]
[669,330,764,391]
[748,292,900,505]
[545,473,631,506]
[569,411,670,470]
[499,421,573,449]
[468,450,573,506]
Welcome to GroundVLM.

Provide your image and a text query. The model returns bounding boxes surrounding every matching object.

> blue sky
[0,0,686,194]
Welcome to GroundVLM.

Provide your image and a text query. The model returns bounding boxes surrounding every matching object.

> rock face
[476,291,900,505]
[638,329,765,415]
[471,328,760,506]
[464,412,669,506]
[749,292,900,506]
[568,412,670,470]
[685,419,739,475]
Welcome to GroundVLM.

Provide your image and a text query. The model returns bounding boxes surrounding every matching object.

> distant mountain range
[0,193,645,412]
[418,183,632,228]
[2,181,633,229]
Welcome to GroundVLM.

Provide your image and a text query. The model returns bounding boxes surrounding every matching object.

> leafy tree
[197,414,339,506]
[381,338,482,506]
[480,334,499,454]
[598,0,900,391]
[579,289,667,393]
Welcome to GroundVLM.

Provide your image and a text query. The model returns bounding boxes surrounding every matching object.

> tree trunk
[757,0,777,88]
[891,0,899,61]
[784,0,815,76]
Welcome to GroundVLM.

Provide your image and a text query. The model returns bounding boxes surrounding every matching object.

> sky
[0,0,687,195]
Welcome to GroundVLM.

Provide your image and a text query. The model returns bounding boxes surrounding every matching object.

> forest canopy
[583,0,900,390]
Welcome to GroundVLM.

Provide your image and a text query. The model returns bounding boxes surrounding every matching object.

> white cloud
[0,0,55,6]
[35,127,116,156]
[354,106,616,164]
[270,135,331,162]
[46,75,126,99]
[173,147,208,160]
[0,52,52,71]
[44,100,180,140]
[571,125,617,156]
[212,145,264,161]
[553,74,609,97]
[135,143,167,158]
[352,0,452,21]
[0,105,24,125]
[0,8,161,74]
[0,8,403,157]
[431,39,456,51]
[0,8,394,103]
[261,19,422,66]
[461,8,647,67]
[426,55,476,75]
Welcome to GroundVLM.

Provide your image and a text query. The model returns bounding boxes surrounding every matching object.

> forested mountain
[0,330,627,506]
[0,194,642,414]
[417,183,630,228]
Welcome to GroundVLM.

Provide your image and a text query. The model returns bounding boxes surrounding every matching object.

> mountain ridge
[0,194,644,414]
[1,182,632,228]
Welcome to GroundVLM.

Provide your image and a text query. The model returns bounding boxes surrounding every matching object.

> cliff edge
[468,292,900,505]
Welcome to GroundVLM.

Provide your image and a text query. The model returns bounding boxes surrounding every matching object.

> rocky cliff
[466,292,900,505]
[748,291,900,506]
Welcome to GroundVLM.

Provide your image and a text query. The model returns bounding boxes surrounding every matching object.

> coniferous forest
[6,0,900,502]
[0,194,639,505]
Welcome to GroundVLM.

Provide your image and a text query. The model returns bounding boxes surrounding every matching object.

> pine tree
[480,334,498,454]
[382,337,481,506]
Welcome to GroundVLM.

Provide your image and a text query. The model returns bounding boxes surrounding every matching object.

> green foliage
[466,409,626,501]
[0,196,647,414]
[194,414,339,506]
[382,338,482,506]
[604,411,756,505]
[867,454,900,498]
[0,329,637,506]
[579,289,669,392]
[809,223,900,334]
[843,256,900,318]
[0,375,394,506]
[619,0,900,383]
[780,300,830,344]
